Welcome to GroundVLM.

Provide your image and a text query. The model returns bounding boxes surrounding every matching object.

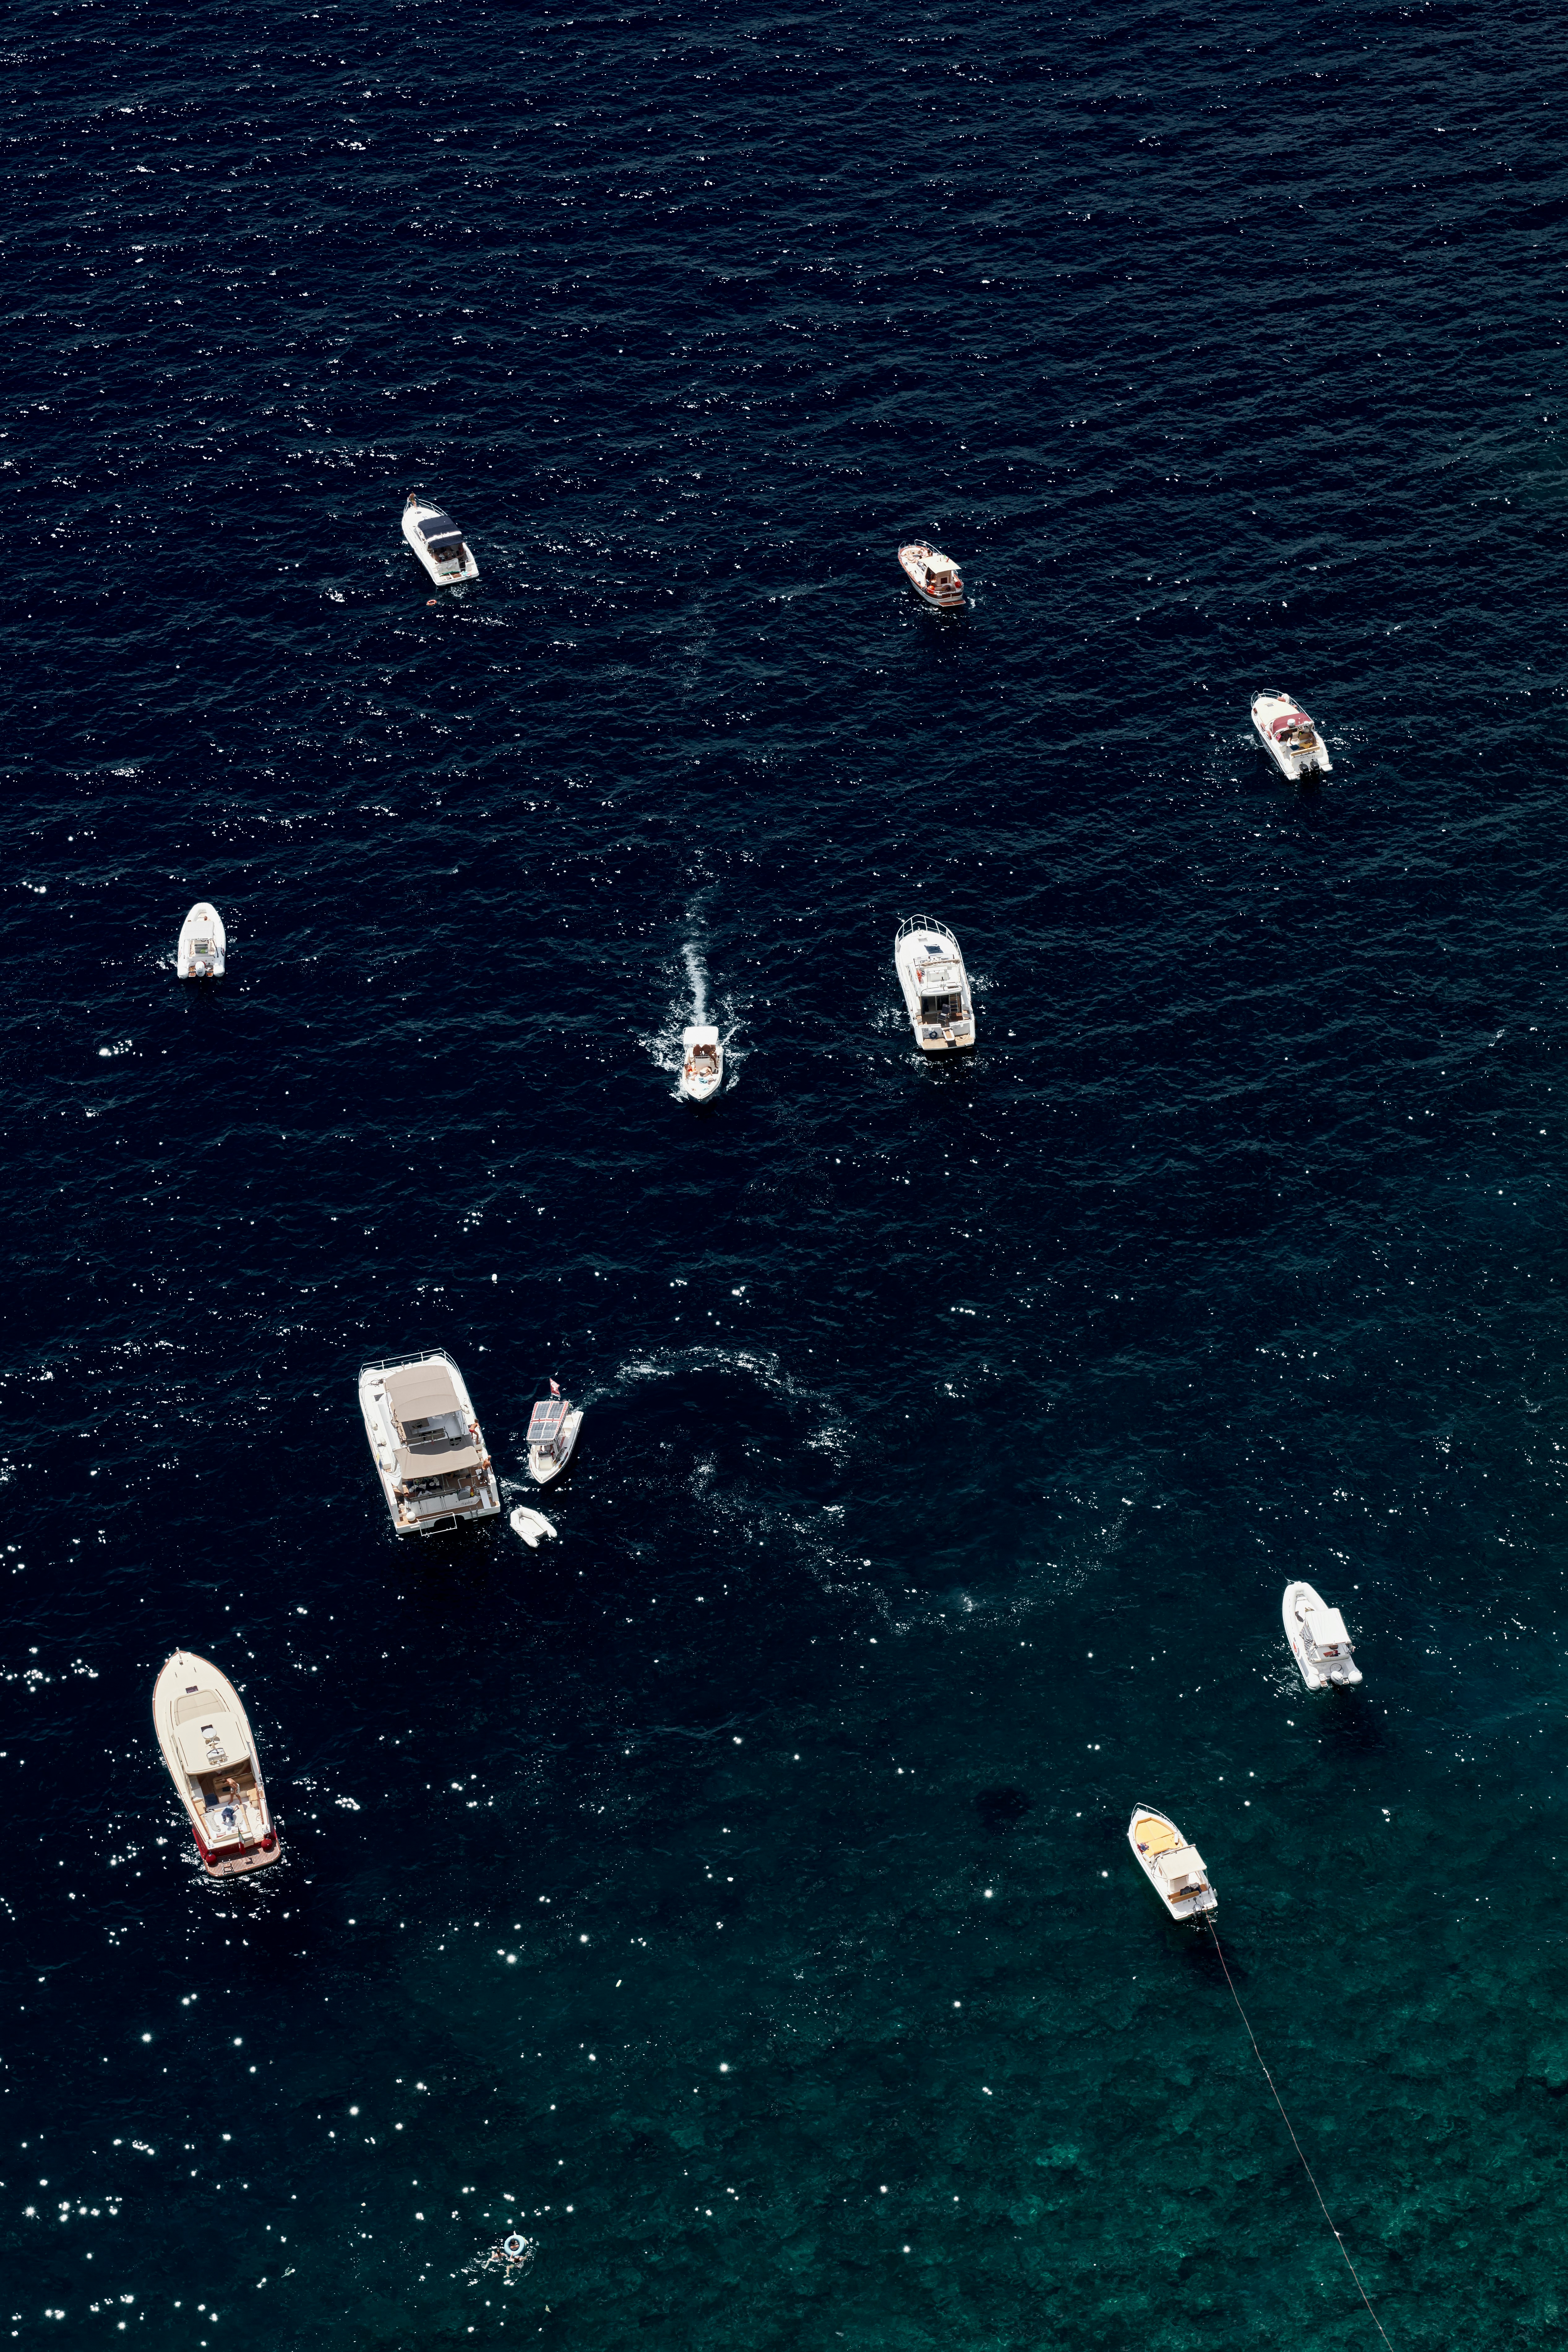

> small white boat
[153,1650,280,1878]
[510,1505,558,1549]
[1251,691,1332,781]
[1283,1581,1363,1689]
[897,541,965,609]
[402,491,479,587]
[177,901,225,980]
[679,1024,724,1103]
[359,1350,500,1535]
[1128,1805,1217,1921]
[894,916,975,1052]
[526,1385,583,1485]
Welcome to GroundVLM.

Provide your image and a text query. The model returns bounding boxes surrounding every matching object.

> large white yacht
[897,542,965,609]
[1282,1581,1363,1690]
[1128,1806,1216,1921]
[153,1650,280,1878]
[359,1350,500,1534]
[894,917,975,1052]
[402,492,479,587]
[177,901,225,980]
[1251,691,1332,781]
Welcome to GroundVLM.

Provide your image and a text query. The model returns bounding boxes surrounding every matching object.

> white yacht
[402,491,479,587]
[177,901,226,980]
[679,1025,724,1103]
[897,542,965,609]
[526,1383,583,1485]
[1128,1806,1216,1921]
[153,1650,280,1878]
[894,917,975,1052]
[1251,691,1332,781]
[1283,1581,1362,1690]
[359,1350,500,1535]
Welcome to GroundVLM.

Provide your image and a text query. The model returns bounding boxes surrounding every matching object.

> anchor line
[1204,1916,1394,2352]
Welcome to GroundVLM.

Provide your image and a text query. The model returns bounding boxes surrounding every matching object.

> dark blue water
[6,0,1568,2343]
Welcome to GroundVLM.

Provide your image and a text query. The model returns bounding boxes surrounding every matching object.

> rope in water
[1204,1915,1394,2352]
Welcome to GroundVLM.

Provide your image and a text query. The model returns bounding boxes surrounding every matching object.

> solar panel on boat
[527,1398,567,1444]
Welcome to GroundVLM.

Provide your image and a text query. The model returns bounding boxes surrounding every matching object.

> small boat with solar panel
[897,541,965,609]
[177,901,225,980]
[402,490,479,587]
[1128,1805,1217,1921]
[894,916,975,1053]
[679,1025,724,1103]
[1283,1581,1362,1689]
[358,1348,500,1535]
[153,1649,280,1878]
[526,1381,583,1486]
[1251,691,1331,781]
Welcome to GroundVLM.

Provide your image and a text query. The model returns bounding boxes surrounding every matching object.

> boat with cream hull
[177,901,226,980]
[1251,691,1331,782]
[359,1350,500,1535]
[1128,1805,1216,1921]
[527,1387,582,1485]
[897,541,965,609]
[894,916,975,1052]
[1283,1581,1362,1689]
[402,492,479,587]
[153,1650,279,1878]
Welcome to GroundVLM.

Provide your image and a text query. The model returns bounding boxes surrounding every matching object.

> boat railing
[360,1348,458,1380]
[896,914,950,948]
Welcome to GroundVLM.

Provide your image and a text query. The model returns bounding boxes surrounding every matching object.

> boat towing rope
[1205,1917,1394,2350]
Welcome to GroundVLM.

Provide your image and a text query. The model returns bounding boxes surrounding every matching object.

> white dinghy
[897,541,965,609]
[1128,1805,1217,1921]
[894,916,975,1053]
[402,491,479,587]
[510,1505,558,1549]
[1251,691,1332,782]
[679,1024,724,1103]
[526,1382,583,1486]
[359,1350,500,1535]
[153,1649,280,1878]
[177,901,226,980]
[1283,1581,1362,1690]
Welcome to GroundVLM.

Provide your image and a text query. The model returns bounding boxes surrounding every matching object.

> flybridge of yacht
[359,1350,499,1533]
[418,511,464,550]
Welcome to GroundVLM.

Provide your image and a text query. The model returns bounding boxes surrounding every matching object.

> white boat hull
[528,1407,583,1485]
[510,1505,558,1548]
[1251,692,1332,782]
[894,917,975,1052]
[177,901,226,980]
[1283,1580,1363,1690]
[402,499,479,586]
[679,1025,724,1102]
[153,1650,280,1878]
[897,541,965,608]
[359,1352,500,1535]
[1128,1806,1217,1921]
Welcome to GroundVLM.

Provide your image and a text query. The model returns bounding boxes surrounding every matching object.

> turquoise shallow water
[6,0,1568,2343]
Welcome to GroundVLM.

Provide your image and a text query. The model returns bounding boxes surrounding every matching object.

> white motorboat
[1283,1581,1363,1690]
[359,1350,500,1535]
[510,1505,558,1549]
[1251,691,1332,781]
[1128,1805,1217,1921]
[894,916,975,1053]
[402,491,479,587]
[177,901,226,980]
[153,1650,280,1879]
[897,541,965,609]
[679,1024,724,1103]
[526,1383,583,1486]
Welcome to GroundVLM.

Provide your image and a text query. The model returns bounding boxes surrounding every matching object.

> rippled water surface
[6,0,1568,2344]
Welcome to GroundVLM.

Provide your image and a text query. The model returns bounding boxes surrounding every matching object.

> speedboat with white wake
[1251,691,1332,781]
[359,1350,500,1535]
[153,1650,280,1878]
[1283,1581,1362,1689]
[1128,1805,1217,1921]
[510,1505,558,1548]
[526,1381,583,1485]
[177,902,225,980]
[894,917,975,1052]
[679,1025,724,1103]
[897,542,965,609]
[402,491,479,587]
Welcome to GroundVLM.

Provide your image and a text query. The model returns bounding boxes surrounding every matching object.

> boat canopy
[1271,712,1310,737]
[419,512,464,545]
[385,1362,461,1428]
[528,1397,569,1447]
[1158,1842,1207,1889]
[1305,1605,1351,1650]
[915,957,960,985]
